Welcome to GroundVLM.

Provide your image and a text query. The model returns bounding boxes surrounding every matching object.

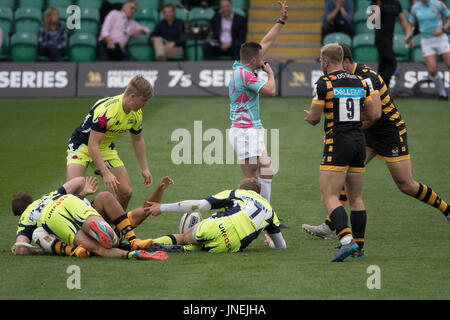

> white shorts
[228,127,266,161]
[420,34,450,57]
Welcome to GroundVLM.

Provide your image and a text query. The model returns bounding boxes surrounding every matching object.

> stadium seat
[0,32,9,59]
[411,34,424,62]
[69,32,96,62]
[11,32,38,61]
[134,7,157,31]
[323,32,352,47]
[393,33,409,61]
[186,39,203,61]
[14,7,42,35]
[109,0,127,3]
[232,0,248,10]
[77,0,103,10]
[354,9,374,35]
[162,0,180,6]
[0,0,14,9]
[0,7,13,36]
[17,0,44,10]
[48,0,73,9]
[56,6,69,23]
[233,8,246,17]
[352,33,378,62]
[127,35,154,61]
[74,8,99,35]
[136,0,160,11]
[354,0,371,11]
[188,7,214,24]
[397,0,411,12]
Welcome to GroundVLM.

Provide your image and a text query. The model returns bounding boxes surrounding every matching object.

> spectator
[372,0,409,88]
[98,0,150,61]
[150,4,185,61]
[321,0,355,42]
[203,0,247,60]
[38,8,67,61]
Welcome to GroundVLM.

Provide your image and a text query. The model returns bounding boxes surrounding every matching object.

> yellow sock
[52,240,74,256]
[113,214,137,241]
[153,235,177,245]
[127,211,138,228]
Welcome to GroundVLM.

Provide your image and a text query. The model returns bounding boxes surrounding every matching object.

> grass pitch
[0,96,449,300]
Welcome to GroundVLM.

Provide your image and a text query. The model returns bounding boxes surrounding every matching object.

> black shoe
[438,95,448,101]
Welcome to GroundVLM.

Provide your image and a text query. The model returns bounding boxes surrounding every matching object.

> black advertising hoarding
[77,61,280,97]
[0,62,77,97]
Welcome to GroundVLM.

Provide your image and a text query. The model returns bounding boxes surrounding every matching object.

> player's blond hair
[320,43,344,66]
[238,178,261,194]
[124,75,154,100]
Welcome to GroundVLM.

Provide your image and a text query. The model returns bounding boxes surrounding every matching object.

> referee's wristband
[276,18,285,25]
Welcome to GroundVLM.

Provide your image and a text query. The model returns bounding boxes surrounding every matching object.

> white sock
[340,235,353,246]
[430,73,447,97]
[258,178,272,203]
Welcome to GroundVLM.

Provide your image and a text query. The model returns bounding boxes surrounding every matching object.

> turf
[0,96,449,300]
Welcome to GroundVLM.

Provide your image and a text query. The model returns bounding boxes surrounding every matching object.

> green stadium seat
[135,7,158,23]
[136,0,160,11]
[0,0,15,8]
[48,0,73,9]
[14,7,42,35]
[17,0,44,9]
[188,7,214,24]
[233,8,246,17]
[352,33,378,62]
[323,32,352,47]
[186,39,203,61]
[77,0,103,10]
[162,0,180,6]
[56,6,69,23]
[11,32,38,61]
[354,9,374,35]
[69,32,96,62]
[0,32,9,59]
[74,8,99,35]
[354,0,371,11]
[0,7,13,36]
[109,0,127,3]
[232,0,248,10]
[127,35,154,61]
[397,0,411,12]
[393,33,409,61]
[411,34,424,62]
[159,7,188,21]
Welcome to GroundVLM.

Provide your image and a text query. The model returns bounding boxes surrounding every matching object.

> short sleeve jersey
[409,0,450,38]
[352,62,406,134]
[69,94,143,149]
[228,61,266,128]
[205,189,281,251]
[312,70,372,139]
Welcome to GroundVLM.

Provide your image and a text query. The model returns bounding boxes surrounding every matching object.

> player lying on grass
[11,176,166,261]
[144,178,287,253]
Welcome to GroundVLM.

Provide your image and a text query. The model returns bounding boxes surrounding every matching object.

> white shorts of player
[421,33,450,57]
[228,127,266,161]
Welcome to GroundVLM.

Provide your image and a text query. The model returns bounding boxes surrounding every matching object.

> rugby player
[303,43,381,262]
[66,74,154,210]
[11,177,165,260]
[302,44,450,257]
[144,178,287,253]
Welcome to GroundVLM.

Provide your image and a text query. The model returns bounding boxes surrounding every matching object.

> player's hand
[82,176,98,196]
[434,28,443,36]
[143,201,162,216]
[263,62,273,75]
[278,0,288,23]
[158,176,174,190]
[264,234,274,248]
[103,171,120,194]
[142,169,153,187]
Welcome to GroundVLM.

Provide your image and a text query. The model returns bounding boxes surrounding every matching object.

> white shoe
[302,222,336,239]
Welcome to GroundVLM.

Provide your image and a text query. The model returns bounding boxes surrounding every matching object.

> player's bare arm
[260,1,288,55]
[304,103,324,126]
[130,132,152,187]
[259,63,276,96]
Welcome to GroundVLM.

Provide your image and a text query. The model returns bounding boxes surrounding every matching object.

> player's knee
[119,187,133,201]
[396,180,416,196]
[96,191,116,203]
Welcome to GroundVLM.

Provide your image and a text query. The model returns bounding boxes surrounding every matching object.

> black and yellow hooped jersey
[312,70,372,139]
[352,63,406,135]
[69,94,143,150]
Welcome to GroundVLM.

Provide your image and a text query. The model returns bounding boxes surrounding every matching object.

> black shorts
[320,130,366,173]
[365,126,410,162]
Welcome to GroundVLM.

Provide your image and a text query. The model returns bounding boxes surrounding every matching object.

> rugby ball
[32,227,57,253]
[179,212,203,234]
